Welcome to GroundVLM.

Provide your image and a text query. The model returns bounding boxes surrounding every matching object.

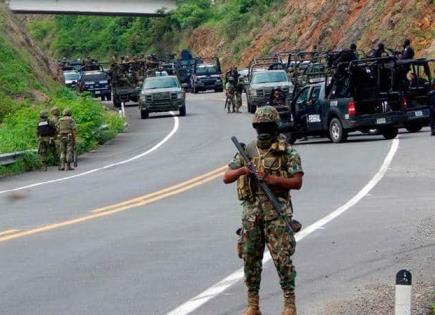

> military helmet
[63,108,72,116]
[50,106,60,116]
[253,106,280,126]
[40,110,49,119]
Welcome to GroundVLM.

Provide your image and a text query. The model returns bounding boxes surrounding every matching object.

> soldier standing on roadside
[37,110,56,171]
[49,107,61,169]
[57,109,76,171]
[223,106,304,315]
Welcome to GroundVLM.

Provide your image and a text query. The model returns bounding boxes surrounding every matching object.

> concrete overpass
[7,0,177,16]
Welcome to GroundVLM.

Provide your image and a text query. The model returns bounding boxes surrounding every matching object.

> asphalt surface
[0,93,434,315]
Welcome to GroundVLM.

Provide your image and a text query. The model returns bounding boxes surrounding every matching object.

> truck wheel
[286,132,297,145]
[329,118,347,143]
[140,110,149,119]
[248,102,256,114]
[381,127,398,139]
[106,94,112,101]
[113,97,121,108]
[101,96,105,101]
[405,123,423,133]
[193,86,198,94]
[179,105,186,117]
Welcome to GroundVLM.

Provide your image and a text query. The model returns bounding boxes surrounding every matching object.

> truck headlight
[177,92,184,99]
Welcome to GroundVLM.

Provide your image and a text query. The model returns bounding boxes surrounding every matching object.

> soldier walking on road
[223,106,304,315]
[57,109,76,171]
[49,107,61,169]
[37,110,56,171]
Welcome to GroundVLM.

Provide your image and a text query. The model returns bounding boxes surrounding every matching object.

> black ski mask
[254,122,278,149]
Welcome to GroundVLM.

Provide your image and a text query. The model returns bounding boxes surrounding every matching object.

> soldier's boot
[66,162,74,171]
[243,292,261,315]
[59,161,65,171]
[282,291,296,315]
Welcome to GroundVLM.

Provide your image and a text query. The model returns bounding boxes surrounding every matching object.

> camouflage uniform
[49,107,61,166]
[37,110,56,171]
[225,80,236,113]
[57,109,76,171]
[228,106,303,315]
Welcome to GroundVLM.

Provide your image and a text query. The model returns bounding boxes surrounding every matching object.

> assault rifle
[231,136,294,233]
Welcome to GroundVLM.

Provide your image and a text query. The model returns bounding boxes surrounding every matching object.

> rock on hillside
[190,0,434,66]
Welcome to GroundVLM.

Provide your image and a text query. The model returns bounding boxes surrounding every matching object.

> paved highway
[0,93,434,314]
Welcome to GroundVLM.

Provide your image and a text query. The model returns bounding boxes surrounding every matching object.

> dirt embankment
[0,3,60,84]
[190,0,434,67]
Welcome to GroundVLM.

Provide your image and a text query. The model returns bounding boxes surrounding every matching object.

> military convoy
[242,50,434,143]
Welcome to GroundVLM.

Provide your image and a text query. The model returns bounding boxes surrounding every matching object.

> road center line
[0,113,179,195]
[92,166,227,213]
[0,167,227,243]
[166,138,400,315]
[0,229,20,237]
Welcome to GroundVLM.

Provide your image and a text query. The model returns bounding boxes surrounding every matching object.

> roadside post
[395,269,412,315]
[121,101,126,118]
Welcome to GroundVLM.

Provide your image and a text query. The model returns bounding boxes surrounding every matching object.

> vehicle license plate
[376,118,386,125]
[415,111,423,117]
[95,91,101,95]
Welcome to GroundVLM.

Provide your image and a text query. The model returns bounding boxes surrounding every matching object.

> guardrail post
[395,269,412,315]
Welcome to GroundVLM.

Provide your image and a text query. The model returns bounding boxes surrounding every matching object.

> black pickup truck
[395,58,434,132]
[279,58,408,143]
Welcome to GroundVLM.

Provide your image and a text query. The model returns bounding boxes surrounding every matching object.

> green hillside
[0,5,124,175]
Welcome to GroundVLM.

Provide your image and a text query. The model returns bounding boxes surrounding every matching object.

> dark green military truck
[280,58,408,143]
[139,76,186,119]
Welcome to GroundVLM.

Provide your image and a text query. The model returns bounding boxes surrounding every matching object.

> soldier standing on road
[37,110,56,171]
[57,109,76,171]
[225,76,237,113]
[223,106,304,315]
[49,107,61,169]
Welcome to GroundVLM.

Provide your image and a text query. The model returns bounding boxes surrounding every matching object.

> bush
[0,87,124,176]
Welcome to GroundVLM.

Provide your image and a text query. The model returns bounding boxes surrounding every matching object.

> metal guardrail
[0,150,37,166]
[0,123,128,167]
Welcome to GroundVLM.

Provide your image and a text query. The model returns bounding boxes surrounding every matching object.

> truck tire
[140,110,149,119]
[179,105,186,117]
[248,101,256,114]
[193,86,198,94]
[106,94,112,101]
[381,127,398,139]
[405,123,423,133]
[113,97,121,108]
[329,117,347,143]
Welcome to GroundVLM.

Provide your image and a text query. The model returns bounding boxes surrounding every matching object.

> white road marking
[0,114,179,195]
[167,138,400,315]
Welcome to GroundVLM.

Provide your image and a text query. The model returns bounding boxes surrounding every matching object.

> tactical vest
[237,137,290,201]
[58,117,74,135]
[37,120,56,137]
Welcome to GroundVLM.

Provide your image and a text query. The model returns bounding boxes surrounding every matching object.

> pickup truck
[395,58,434,132]
[77,70,111,101]
[246,70,294,114]
[139,76,186,119]
[280,59,408,143]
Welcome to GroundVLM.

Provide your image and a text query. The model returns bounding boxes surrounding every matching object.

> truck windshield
[64,73,80,81]
[83,73,107,82]
[252,72,287,84]
[196,65,218,75]
[143,77,179,89]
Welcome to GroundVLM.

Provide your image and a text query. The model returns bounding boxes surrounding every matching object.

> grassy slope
[0,5,124,176]
[26,0,434,67]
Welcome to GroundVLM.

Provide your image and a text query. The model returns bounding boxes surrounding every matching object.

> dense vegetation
[27,0,280,60]
[0,8,124,176]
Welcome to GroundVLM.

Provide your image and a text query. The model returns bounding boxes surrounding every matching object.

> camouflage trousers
[240,199,297,294]
[38,137,51,164]
[59,134,74,163]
